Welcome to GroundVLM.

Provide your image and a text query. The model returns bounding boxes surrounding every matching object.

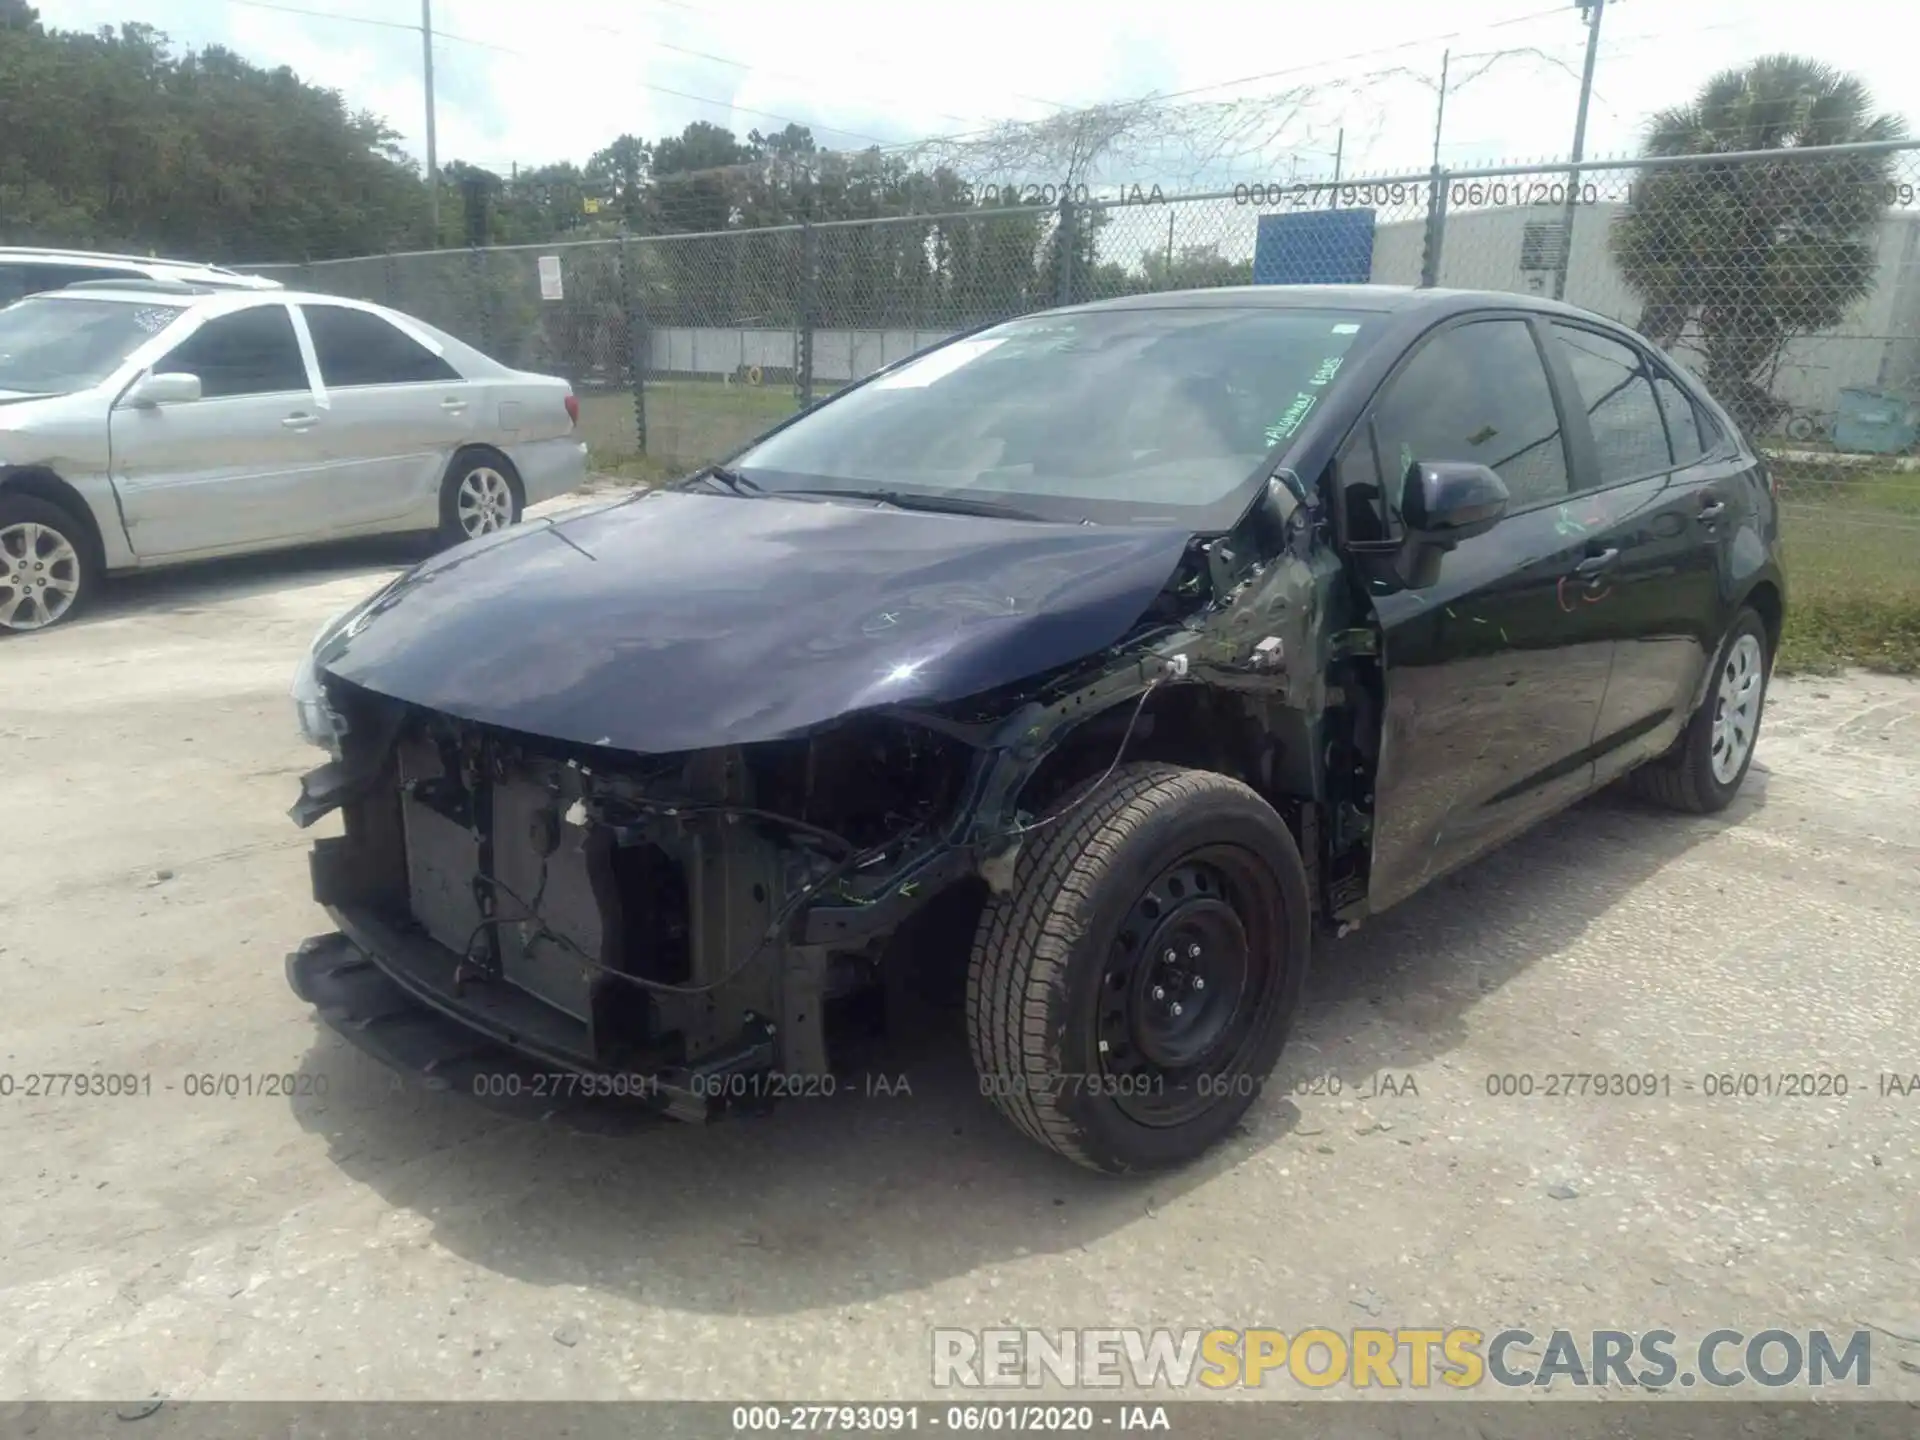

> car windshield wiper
[680,463,766,496]
[774,486,1053,522]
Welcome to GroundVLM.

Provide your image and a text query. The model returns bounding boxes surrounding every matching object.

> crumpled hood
[317,489,1196,753]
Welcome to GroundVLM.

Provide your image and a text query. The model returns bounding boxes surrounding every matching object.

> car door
[108,301,327,558]
[1348,313,1613,911]
[295,302,476,531]
[1543,323,1731,780]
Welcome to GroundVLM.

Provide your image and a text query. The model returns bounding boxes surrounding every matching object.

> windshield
[0,296,184,395]
[729,306,1373,525]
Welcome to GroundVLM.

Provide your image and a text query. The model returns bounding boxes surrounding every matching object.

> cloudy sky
[34,0,1918,185]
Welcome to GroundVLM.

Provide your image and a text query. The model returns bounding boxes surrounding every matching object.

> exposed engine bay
[287,478,1383,1122]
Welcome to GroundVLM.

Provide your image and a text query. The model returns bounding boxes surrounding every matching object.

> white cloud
[32,0,1920,184]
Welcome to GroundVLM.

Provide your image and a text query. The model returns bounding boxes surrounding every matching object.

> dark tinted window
[1551,324,1670,484]
[732,307,1373,526]
[1371,318,1570,515]
[162,305,308,398]
[1338,421,1392,543]
[1651,370,1705,466]
[303,304,460,386]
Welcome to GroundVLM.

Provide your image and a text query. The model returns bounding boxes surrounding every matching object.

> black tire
[0,493,96,635]
[1627,607,1771,814]
[966,762,1311,1174]
[435,451,524,548]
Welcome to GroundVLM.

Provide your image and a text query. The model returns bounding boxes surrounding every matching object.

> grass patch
[576,380,805,475]
[1777,467,1920,674]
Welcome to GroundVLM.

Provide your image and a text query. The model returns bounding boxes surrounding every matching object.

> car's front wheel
[437,452,523,546]
[966,762,1310,1174]
[0,494,94,635]
[1628,606,1771,813]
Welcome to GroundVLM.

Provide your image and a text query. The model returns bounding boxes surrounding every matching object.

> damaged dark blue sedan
[284,285,1784,1173]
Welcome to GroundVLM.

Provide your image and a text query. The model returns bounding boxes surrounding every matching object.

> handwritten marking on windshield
[1264,391,1319,446]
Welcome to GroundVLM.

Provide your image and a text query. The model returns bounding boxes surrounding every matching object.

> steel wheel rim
[1709,632,1764,784]
[457,468,514,537]
[1095,846,1278,1128]
[0,521,82,630]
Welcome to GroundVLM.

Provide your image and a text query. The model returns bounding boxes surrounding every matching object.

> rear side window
[1651,370,1706,466]
[1370,317,1572,514]
[303,304,460,387]
[1551,324,1671,485]
[161,305,309,398]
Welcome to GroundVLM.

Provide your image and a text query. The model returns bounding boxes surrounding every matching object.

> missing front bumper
[286,925,779,1124]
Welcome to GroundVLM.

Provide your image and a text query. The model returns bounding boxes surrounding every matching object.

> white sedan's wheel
[437,457,523,548]
[0,499,91,634]
[457,467,516,537]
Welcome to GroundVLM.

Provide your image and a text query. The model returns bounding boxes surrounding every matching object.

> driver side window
[159,305,309,399]
[1360,318,1572,536]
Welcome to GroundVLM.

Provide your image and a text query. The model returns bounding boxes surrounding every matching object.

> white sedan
[0,279,588,633]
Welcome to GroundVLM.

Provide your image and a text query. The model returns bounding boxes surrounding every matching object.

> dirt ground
[2,495,1917,1404]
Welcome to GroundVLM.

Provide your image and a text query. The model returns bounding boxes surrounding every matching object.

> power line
[516,5,1076,118]
[219,0,906,147]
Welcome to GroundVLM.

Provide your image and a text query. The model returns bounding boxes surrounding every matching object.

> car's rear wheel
[966,762,1310,1174]
[437,452,523,546]
[0,495,94,635]
[1628,606,1771,814]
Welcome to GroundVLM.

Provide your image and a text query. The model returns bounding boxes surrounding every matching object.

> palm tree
[1611,56,1905,435]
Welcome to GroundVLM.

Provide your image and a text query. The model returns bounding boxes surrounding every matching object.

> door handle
[1697,498,1727,522]
[282,413,317,431]
[440,398,469,412]
[1572,548,1619,578]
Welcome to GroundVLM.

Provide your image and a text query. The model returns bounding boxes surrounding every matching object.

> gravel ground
[2,498,1917,1406]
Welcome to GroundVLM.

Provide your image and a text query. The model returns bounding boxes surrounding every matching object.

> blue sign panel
[1253,208,1377,285]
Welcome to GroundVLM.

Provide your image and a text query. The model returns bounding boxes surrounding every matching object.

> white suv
[0,248,281,305]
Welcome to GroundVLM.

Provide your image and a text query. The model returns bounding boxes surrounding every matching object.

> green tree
[1611,55,1905,434]
[0,18,425,260]
[651,120,751,233]
[586,134,651,231]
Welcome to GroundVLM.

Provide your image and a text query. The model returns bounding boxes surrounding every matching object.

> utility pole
[1431,50,1450,170]
[1551,0,1608,301]
[1332,127,1344,188]
[422,0,439,241]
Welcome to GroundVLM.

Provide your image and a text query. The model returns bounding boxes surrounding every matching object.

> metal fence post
[1419,167,1450,288]
[466,247,491,359]
[620,230,648,457]
[1055,196,1077,307]
[797,220,818,410]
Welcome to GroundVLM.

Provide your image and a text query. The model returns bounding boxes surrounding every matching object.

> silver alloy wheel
[1709,632,1765,784]
[0,520,82,631]
[456,467,515,537]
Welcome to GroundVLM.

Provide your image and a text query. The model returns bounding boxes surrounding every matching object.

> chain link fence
[251,142,1920,574]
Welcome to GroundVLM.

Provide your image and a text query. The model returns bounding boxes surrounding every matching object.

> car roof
[0,246,282,289]
[36,284,377,310]
[1053,283,1615,324]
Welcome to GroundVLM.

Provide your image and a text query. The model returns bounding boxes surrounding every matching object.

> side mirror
[1394,461,1508,589]
[123,371,202,408]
